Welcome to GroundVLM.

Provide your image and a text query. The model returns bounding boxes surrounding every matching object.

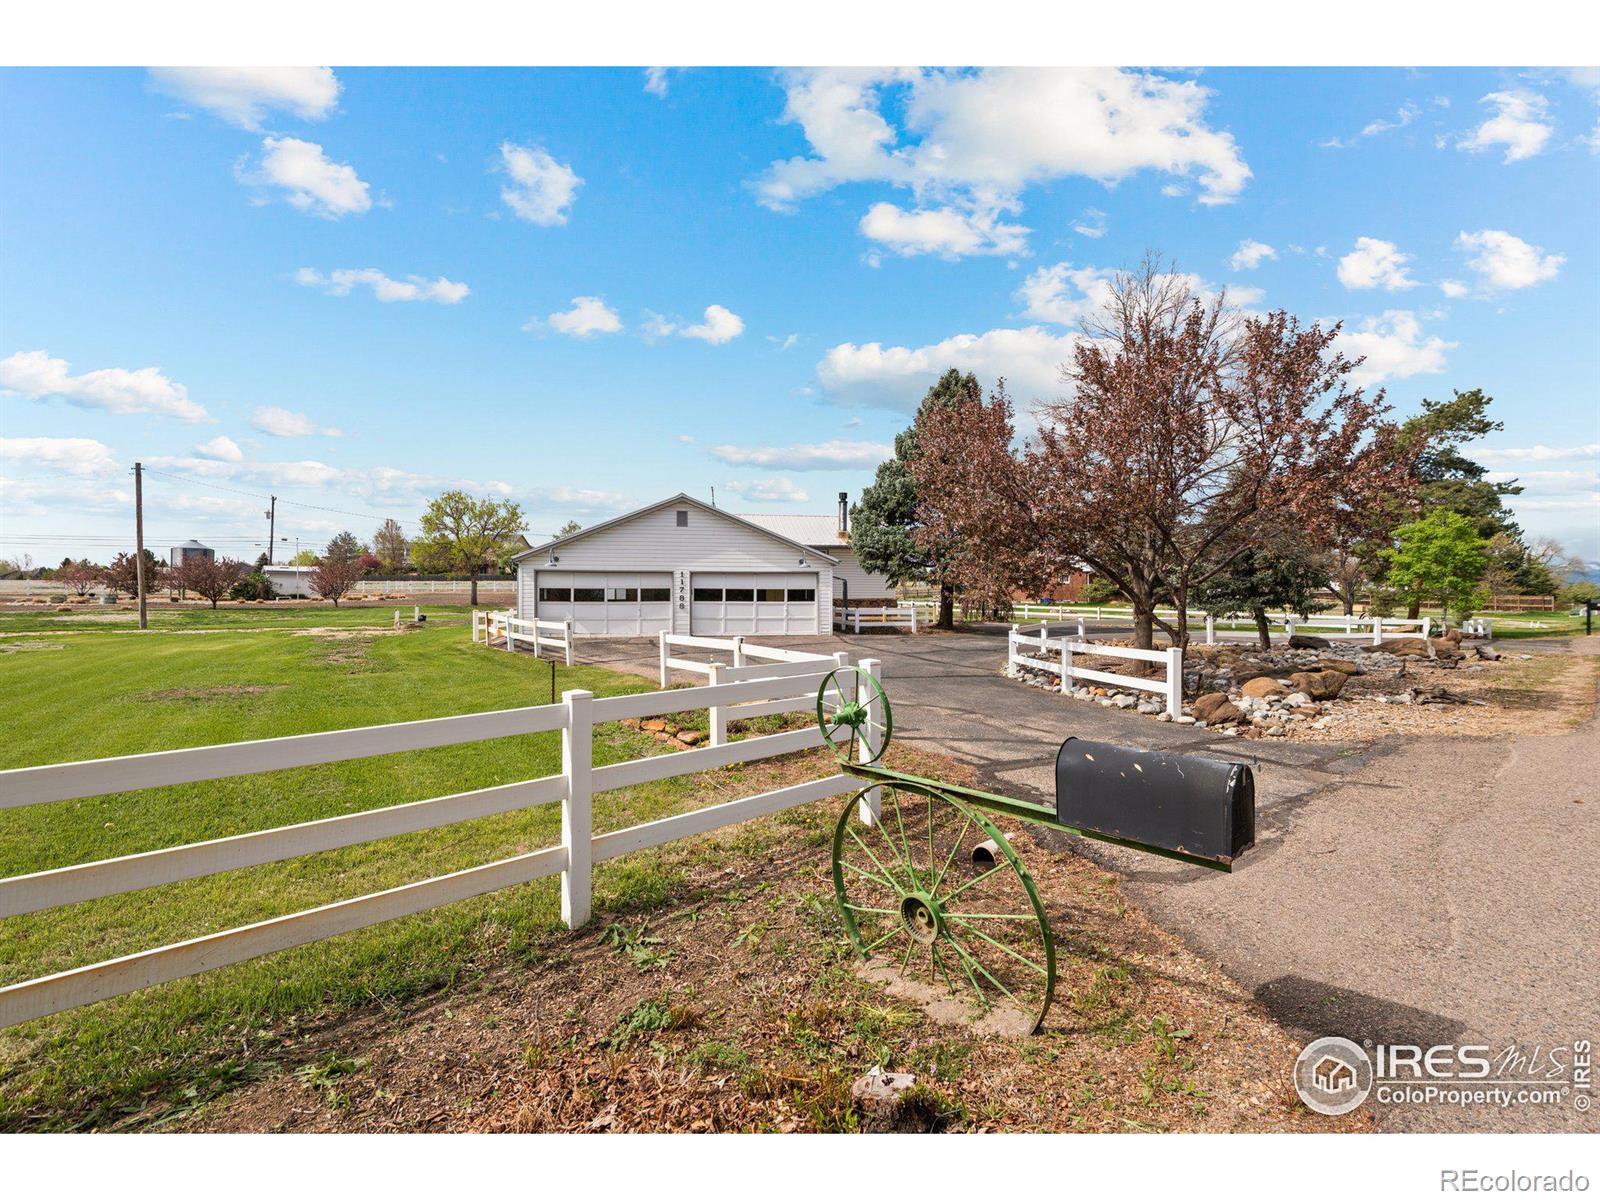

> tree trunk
[1133,604,1154,651]
[1253,607,1271,651]
[470,569,480,608]
[937,579,954,630]
[1406,592,1421,620]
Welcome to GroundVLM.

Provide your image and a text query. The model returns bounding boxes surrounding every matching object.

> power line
[137,466,397,523]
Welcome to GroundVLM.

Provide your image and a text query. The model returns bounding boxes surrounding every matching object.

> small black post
[1587,601,1594,637]
[550,658,557,705]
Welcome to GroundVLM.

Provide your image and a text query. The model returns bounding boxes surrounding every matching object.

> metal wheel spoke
[889,791,921,889]
[847,825,912,894]
[931,942,957,993]
[843,902,898,915]
[947,914,1051,978]
[838,856,902,894]
[940,861,1008,904]
[945,935,1018,1003]
[942,911,1039,921]
[862,925,906,954]
[932,813,974,894]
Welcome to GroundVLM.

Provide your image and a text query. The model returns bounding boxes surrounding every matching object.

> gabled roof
[737,513,849,547]
[510,493,840,565]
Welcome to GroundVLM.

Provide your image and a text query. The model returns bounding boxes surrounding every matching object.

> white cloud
[818,326,1083,411]
[148,67,340,130]
[1337,237,1419,291]
[680,305,745,345]
[710,440,894,469]
[724,478,810,503]
[1015,262,1116,327]
[194,435,243,462]
[1457,91,1554,162]
[768,333,799,351]
[249,405,342,438]
[1072,208,1107,238]
[0,436,119,477]
[1485,469,1600,494]
[1231,239,1277,271]
[295,267,469,304]
[1439,279,1470,298]
[533,485,628,510]
[1359,101,1421,139]
[858,200,1029,259]
[0,349,208,422]
[240,136,372,218]
[1455,229,1564,290]
[539,296,623,338]
[1476,443,1600,464]
[498,142,581,226]
[643,68,670,97]
[1333,310,1456,387]
[754,68,1251,257]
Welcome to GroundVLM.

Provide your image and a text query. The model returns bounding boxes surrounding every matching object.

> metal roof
[510,493,839,565]
[736,513,848,547]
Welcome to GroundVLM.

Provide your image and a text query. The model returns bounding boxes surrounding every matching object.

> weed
[605,997,696,1050]
[599,922,673,972]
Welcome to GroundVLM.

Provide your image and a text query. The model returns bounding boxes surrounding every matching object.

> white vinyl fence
[657,632,833,688]
[356,579,516,596]
[0,657,882,1029]
[1010,604,1434,647]
[1009,625,1183,718]
[833,604,919,633]
[474,609,574,665]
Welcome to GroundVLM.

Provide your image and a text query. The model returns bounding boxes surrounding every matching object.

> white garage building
[510,493,891,638]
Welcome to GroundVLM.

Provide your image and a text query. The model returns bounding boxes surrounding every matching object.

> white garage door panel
[690,572,818,636]
[536,571,672,636]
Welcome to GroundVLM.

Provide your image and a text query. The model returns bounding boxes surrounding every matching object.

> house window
[538,587,571,602]
[572,587,604,603]
[675,510,688,527]
[692,587,722,602]
[639,587,670,602]
[758,588,786,602]
[725,587,755,602]
[787,588,816,602]
[606,587,638,602]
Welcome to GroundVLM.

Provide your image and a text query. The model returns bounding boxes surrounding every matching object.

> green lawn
[0,600,472,633]
[0,614,824,1129]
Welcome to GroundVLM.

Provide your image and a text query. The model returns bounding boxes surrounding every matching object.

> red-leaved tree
[310,555,362,606]
[176,556,247,609]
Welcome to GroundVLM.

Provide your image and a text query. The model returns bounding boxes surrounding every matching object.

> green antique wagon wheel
[816,666,892,765]
[832,782,1056,1033]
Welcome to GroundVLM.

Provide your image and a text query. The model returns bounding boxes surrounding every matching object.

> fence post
[394,609,400,629]
[909,605,917,634]
[1059,636,1072,695]
[1165,646,1184,719]
[854,610,861,634]
[1008,624,1020,674]
[414,605,420,623]
[560,689,593,929]
[709,663,727,747]
[1205,613,1215,646]
[564,620,574,667]
[857,656,882,826]
[733,636,745,668]
[1285,616,1297,641]
[658,631,670,688]
[504,610,515,653]
[1372,615,1383,647]
[1421,617,1432,641]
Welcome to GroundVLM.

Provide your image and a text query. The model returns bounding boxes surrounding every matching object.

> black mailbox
[1054,737,1255,867]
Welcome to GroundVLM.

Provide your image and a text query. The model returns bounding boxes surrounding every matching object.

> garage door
[535,571,672,636]
[690,572,818,636]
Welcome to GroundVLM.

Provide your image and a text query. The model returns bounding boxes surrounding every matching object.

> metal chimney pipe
[838,491,848,536]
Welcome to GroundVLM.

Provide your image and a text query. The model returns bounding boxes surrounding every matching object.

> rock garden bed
[1007,629,1579,742]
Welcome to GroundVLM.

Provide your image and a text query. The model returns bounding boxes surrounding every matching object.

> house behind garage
[509,492,894,637]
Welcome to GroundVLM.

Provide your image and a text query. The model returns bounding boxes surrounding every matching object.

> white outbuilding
[510,492,890,638]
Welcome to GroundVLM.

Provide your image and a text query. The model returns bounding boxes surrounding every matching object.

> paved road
[581,628,1599,1131]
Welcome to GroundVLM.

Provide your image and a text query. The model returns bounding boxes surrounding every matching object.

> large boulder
[1290,669,1347,700]
[1317,658,1361,676]
[1240,676,1288,700]
[1192,692,1244,725]
[1288,633,1330,650]
[1441,628,1464,644]
[1379,637,1431,657]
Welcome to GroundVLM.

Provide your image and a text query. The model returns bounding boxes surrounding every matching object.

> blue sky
[2,66,1597,567]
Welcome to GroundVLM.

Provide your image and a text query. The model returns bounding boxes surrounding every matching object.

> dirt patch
[0,641,66,654]
[183,746,1364,1134]
[139,685,287,703]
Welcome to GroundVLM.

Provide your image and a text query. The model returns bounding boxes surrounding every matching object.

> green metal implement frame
[815,664,1242,1033]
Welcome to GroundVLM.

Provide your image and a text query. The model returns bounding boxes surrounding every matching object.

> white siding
[827,547,895,601]
[536,502,823,572]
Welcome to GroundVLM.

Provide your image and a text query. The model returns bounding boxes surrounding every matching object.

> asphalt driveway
[578,626,1599,1131]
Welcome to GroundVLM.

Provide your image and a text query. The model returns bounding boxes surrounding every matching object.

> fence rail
[1008,626,1183,718]
[474,609,573,665]
[0,657,880,1029]
[656,632,834,688]
[833,604,919,633]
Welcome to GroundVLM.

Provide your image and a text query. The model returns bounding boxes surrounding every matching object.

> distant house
[262,565,317,598]
[512,492,873,637]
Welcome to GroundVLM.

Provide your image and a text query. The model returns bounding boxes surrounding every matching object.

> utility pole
[265,495,277,564]
[133,461,148,630]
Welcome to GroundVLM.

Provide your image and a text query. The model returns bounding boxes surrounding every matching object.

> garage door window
[640,587,670,602]
[606,587,638,601]
[759,588,786,602]
[573,587,604,602]
[693,587,721,601]
[725,587,755,602]
[787,588,816,602]
[539,587,571,602]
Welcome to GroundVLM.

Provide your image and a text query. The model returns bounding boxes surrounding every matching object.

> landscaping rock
[1192,692,1244,725]
[1240,677,1287,700]
[1379,637,1431,657]
[1430,638,1463,661]
[1290,669,1347,700]
[676,730,706,746]
[1288,633,1330,650]
[1113,695,1137,709]
[1474,645,1501,661]
[641,719,668,733]
[1318,658,1361,676]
